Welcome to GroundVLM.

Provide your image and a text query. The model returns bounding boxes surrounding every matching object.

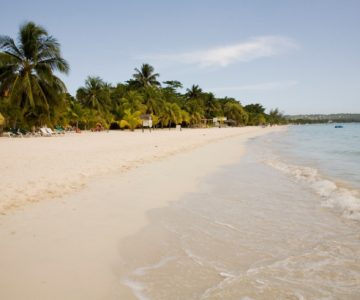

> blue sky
[1,0,359,114]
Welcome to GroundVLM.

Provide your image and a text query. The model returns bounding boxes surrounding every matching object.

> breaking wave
[266,159,360,221]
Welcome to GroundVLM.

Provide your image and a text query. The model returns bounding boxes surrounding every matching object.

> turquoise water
[269,123,360,189]
[262,124,360,221]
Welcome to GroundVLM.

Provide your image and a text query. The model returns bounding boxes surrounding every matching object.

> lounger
[40,127,52,137]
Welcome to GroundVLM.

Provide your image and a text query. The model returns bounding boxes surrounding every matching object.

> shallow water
[119,127,360,299]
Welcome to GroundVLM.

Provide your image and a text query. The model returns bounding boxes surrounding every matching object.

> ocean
[120,124,360,299]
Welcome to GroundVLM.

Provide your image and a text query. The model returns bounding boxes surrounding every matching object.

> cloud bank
[142,36,297,67]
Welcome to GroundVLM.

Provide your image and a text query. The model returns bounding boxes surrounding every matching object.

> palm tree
[163,80,183,92]
[185,84,203,100]
[121,90,145,113]
[66,98,87,129]
[204,92,220,118]
[76,76,110,112]
[119,109,142,131]
[160,102,182,128]
[185,99,204,126]
[142,86,163,115]
[0,21,69,125]
[130,63,160,88]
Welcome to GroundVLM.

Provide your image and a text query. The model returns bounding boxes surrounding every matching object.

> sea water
[120,124,360,299]
[265,123,360,220]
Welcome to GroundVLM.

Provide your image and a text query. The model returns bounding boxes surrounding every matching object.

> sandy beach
[0,126,283,300]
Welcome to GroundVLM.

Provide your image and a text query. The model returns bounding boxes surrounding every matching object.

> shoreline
[0,126,285,300]
[118,134,360,299]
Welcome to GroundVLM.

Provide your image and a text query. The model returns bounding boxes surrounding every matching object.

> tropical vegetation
[0,22,287,133]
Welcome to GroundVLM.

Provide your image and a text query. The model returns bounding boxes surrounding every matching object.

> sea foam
[266,159,360,221]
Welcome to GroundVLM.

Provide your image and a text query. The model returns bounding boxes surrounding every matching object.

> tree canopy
[0,22,69,127]
[0,22,287,132]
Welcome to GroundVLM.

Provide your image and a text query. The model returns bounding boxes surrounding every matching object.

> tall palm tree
[185,84,203,100]
[131,63,160,88]
[0,22,69,125]
[119,109,142,131]
[76,76,110,112]
[204,92,220,118]
[120,90,145,113]
[160,102,182,128]
[142,86,163,115]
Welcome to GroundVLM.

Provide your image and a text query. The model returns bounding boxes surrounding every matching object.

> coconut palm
[121,90,145,113]
[131,63,160,88]
[142,86,163,115]
[119,109,142,131]
[76,76,110,112]
[66,98,87,129]
[163,80,183,92]
[185,84,203,100]
[204,92,220,118]
[0,22,69,124]
[160,102,182,128]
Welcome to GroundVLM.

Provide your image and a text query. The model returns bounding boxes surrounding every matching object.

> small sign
[143,120,152,128]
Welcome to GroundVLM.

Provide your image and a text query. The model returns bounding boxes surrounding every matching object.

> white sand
[0,126,284,300]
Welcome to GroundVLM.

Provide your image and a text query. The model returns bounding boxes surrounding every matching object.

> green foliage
[268,108,287,125]
[223,101,249,125]
[160,102,182,127]
[129,63,160,88]
[0,21,69,127]
[163,80,183,91]
[244,103,265,114]
[142,86,163,115]
[119,109,142,131]
[0,24,287,130]
[76,76,110,112]
[121,90,146,113]
[0,112,4,126]
[244,104,267,125]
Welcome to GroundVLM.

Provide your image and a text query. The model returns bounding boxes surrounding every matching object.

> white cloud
[209,80,299,92]
[142,36,297,67]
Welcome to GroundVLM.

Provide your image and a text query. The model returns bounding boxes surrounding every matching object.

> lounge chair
[45,127,62,136]
[46,128,56,135]
[19,128,33,137]
[9,128,23,137]
[55,125,65,134]
[40,127,52,137]
[4,131,15,137]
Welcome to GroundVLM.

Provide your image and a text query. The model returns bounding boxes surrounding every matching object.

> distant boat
[334,125,343,128]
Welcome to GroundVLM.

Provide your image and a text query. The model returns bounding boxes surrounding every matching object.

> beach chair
[4,131,15,137]
[40,127,52,137]
[45,127,60,136]
[9,128,23,137]
[55,125,65,134]
[19,128,32,137]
